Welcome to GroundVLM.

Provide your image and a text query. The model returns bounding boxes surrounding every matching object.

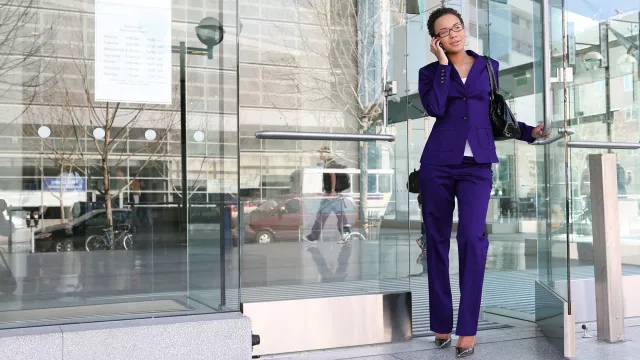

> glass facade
[0,0,638,355]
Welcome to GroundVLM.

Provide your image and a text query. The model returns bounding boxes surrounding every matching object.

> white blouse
[461,77,473,157]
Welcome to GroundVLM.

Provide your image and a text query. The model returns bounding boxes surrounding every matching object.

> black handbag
[406,169,419,194]
[484,56,521,141]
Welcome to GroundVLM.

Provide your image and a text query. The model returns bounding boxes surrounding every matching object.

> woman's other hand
[531,123,549,139]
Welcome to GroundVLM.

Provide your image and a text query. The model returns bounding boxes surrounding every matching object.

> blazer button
[464,116,468,119]
[463,97,466,100]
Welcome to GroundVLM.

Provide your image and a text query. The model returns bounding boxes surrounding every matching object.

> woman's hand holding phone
[430,38,448,65]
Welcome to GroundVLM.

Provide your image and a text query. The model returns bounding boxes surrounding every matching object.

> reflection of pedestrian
[132,203,153,250]
[0,199,13,237]
[499,187,511,219]
[306,148,350,243]
[617,164,631,196]
[581,156,631,200]
[307,244,351,282]
[131,179,141,204]
[414,251,428,276]
[0,201,16,295]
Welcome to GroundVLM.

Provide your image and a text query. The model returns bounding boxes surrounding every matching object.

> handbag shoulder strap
[483,56,498,95]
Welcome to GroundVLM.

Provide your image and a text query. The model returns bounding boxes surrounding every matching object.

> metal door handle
[255,131,395,142]
[531,127,575,145]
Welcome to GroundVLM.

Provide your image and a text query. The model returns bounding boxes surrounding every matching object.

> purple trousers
[419,157,492,336]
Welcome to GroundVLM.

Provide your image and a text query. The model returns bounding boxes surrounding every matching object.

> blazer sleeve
[492,59,535,143]
[418,64,451,117]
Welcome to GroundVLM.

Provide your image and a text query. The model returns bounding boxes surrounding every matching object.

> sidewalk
[264,323,640,360]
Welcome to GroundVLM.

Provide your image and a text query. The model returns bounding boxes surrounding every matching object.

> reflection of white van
[289,167,393,218]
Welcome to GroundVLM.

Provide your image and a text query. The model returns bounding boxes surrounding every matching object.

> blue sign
[43,176,87,192]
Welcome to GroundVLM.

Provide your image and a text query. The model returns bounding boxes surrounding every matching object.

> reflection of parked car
[35,209,131,252]
[245,195,358,244]
[71,201,106,220]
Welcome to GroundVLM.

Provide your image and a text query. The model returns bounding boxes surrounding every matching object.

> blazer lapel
[448,62,466,88]
[466,51,486,87]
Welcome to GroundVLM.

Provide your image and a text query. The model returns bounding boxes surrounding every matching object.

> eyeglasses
[436,23,464,38]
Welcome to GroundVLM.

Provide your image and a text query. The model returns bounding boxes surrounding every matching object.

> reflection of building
[392,2,640,229]
[0,0,376,214]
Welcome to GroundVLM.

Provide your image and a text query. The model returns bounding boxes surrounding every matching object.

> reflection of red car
[244,195,358,244]
[230,197,261,218]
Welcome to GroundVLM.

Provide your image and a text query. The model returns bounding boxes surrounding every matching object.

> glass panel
[237,0,411,310]
[565,4,640,281]
[535,0,572,298]
[403,6,434,337]
[0,0,239,329]
[534,0,573,352]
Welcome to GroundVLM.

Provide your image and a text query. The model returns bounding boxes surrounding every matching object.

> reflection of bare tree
[263,0,400,223]
[25,101,84,224]
[29,25,180,231]
[0,0,57,133]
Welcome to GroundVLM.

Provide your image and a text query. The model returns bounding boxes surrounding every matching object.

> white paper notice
[95,0,172,104]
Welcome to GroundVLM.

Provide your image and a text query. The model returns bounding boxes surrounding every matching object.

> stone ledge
[61,313,252,360]
[0,313,252,360]
[0,326,62,360]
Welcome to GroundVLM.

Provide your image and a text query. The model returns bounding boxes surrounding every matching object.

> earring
[465,39,469,46]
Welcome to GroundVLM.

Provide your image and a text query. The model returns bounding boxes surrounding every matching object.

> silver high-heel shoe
[434,338,451,349]
[456,346,475,358]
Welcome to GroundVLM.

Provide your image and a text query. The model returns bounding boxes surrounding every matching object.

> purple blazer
[418,50,535,165]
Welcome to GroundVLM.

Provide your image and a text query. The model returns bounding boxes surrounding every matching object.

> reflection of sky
[564,0,639,22]
[568,13,638,44]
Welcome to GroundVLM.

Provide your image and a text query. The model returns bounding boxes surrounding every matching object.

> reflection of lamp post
[170,17,224,226]
[577,19,639,146]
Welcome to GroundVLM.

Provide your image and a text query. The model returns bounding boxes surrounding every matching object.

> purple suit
[417,50,534,336]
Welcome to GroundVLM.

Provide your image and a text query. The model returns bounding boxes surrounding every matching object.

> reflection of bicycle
[339,228,365,244]
[86,225,133,251]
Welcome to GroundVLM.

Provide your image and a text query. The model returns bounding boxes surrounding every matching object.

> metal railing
[567,141,640,149]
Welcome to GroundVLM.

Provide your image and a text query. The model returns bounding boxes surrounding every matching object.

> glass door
[533,0,583,356]
[236,0,411,356]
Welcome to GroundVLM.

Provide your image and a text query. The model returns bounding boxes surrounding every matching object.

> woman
[418,8,548,358]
